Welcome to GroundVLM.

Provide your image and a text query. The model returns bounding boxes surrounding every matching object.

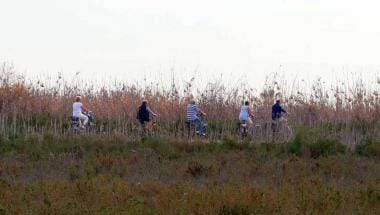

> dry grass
[1,62,379,145]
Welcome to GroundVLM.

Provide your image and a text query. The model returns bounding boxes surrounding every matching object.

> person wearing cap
[73,96,91,129]
[186,100,207,135]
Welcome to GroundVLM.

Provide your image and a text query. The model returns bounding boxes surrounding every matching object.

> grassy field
[0,134,379,214]
[0,63,380,214]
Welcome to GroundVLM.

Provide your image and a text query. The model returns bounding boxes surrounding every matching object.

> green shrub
[289,126,314,156]
[221,136,249,151]
[309,139,346,158]
[355,138,380,158]
[222,137,240,150]
[0,135,37,155]
[256,142,287,159]
[289,127,346,158]
[141,137,181,159]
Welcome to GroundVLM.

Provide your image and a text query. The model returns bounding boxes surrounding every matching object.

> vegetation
[0,135,379,214]
[0,62,379,213]
[0,62,379,145]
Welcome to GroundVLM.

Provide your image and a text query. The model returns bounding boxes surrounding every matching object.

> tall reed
[0,62,379,146]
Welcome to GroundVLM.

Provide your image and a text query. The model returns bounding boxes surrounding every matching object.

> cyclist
[186,100,207,136]
[137,100,158,133]
[239,101,254,136]
[73,96,91,129]
[239,101,254,130]
[271,99,287,132]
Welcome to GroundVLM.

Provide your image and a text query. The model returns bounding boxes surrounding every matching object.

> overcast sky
[1,0,379,87]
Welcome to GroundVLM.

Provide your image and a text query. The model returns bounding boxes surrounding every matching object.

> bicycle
[147,115,159,135]
[186,113,207,139]
[239,118,254,138]
[139,114,159,137]
[70,111,95,133]
[271,114,293,141]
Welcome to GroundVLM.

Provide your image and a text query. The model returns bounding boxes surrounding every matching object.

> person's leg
[239,120,247,136]
[187,119,197,138]
[240,120,247,127]
[79,113,89,127]
[271,120,277,133]
[193,118,201,133]
[145,120,152,133]
[246,118,253,131]
[139,120,146,134]
[196,118,206,134]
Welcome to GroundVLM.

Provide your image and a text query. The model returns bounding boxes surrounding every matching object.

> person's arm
[147,107,157,116]
[281,106,287,114]
[248,107,254,118]
[82,104,90,113]
[198,107,207,116]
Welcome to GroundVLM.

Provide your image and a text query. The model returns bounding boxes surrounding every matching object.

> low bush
[255,141,287,159]
[289,126,315,156]
[289,127,346,158]
[221,136,241,150]
[309,139,346,158]
[220,136,251,151]
[355,137,380,158]
[141,137,181,159]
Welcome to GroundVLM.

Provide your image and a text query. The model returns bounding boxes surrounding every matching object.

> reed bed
[0,62,379,146]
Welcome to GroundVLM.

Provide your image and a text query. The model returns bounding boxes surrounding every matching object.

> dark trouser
[139,119,150,132]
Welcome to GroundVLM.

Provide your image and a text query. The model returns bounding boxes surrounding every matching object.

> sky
[1,0,379,87]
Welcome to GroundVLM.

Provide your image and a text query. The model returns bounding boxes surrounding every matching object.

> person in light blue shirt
[187,100,207,135]
[239,101,254,126]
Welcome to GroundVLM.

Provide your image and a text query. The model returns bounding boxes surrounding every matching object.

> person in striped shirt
[187,100,207,135]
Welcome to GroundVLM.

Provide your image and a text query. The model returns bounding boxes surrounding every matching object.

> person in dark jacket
[137,100,157,134]
[272,100,286,120]
[271,100,287,133]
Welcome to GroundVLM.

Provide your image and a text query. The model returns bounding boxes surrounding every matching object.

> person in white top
[239,101,254,126]
[73,96,90,128]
